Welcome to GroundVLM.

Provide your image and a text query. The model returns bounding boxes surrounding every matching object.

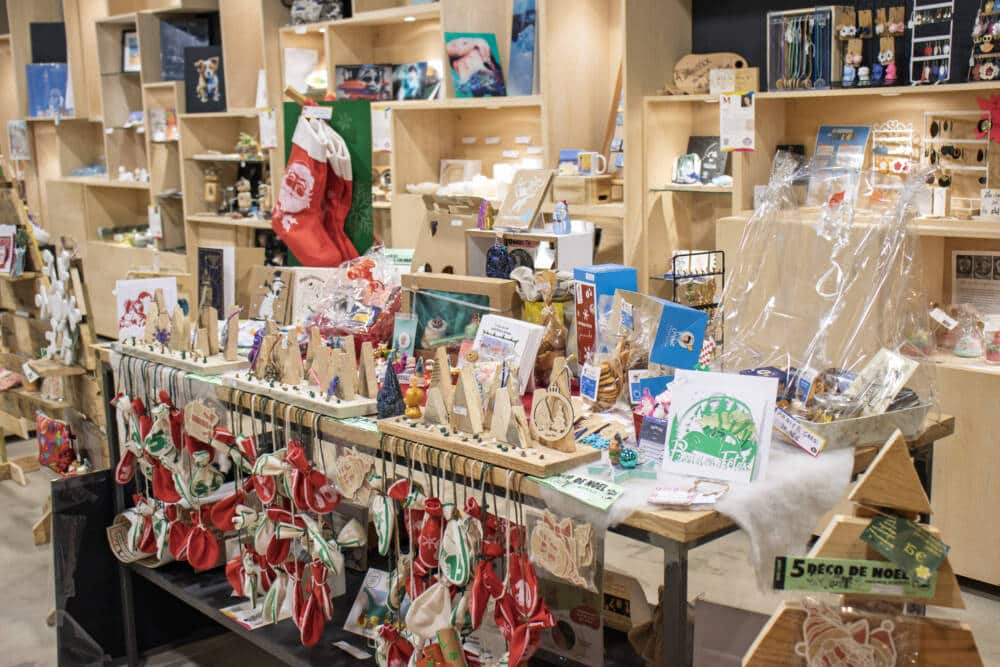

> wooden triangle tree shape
[423,386,450,425]
[432,346,453,410]
[809,514,965,609]
[849,430,932,516]
[281,332,304,385]
[357,341,378,398]
[332,349,356,399]
[450,365,484,434]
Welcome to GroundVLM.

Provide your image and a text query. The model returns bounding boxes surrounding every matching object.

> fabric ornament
[286,439,341,513]
[439,515,477,587]
[415,497,444,574]
[186,508,220,571]
[405,580,453,642]
[376,624,414,667]
[252,450,290,504]
[316,121,359,262]
[369,494,395,557]
[298,560,334,647]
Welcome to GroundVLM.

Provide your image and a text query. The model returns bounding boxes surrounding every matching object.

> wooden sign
[673,52,747,94]
[849,431,932,516]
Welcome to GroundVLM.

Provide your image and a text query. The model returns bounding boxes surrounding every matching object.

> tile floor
[3,438,998,666]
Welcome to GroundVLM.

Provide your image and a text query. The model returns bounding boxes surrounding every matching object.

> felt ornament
[405,580,453,641]
[416,497,444,572]
[272,117,341,266]
[186,509,220,570]
[316,120,359,263]
[286,439,341,513]
[251,451,290,504]
[369,494,395,557]
[377,356,406,418]
[299,560,334,647]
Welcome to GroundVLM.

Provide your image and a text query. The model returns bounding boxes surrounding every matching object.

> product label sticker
[627,368,652,404]
[579,364,601,402]
[980,188,1000,218]
[860,515,949,585]
[773,407,826,457]
[773,556,935,598]
[461,136,477,144]
[526,146,544,155]
[515,135,532,144]
[184,399,219,443]
[501,149,519,158]
[719,91,755,152]
[148,205,162,240]
[929,307,957,331]
[485,136,501,145]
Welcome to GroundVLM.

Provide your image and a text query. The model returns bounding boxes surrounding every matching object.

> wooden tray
[224,372,377,418]
[379,416,601,478]
[113,342,249,376]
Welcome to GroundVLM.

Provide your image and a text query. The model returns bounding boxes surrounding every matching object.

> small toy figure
[842,63,856,86]
[608,433,622,465]
[858,66,871,86]
[403,380,424,419]
[236,178,253,215]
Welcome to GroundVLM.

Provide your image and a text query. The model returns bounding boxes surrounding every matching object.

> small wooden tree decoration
[357,341,378,398]
[450,364,484,434]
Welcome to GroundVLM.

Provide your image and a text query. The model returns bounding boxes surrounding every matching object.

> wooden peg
[357,341,378,398]
[195,327,210,357]
[169,306,187,351]
[223,307,240,361]
[332,349,356,399]
[281,332,304,384]
[450,365,483,435]
[423,386,450,425]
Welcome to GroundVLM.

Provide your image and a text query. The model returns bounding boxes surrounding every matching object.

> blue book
[26,63,72,118]
[508,0,536,95]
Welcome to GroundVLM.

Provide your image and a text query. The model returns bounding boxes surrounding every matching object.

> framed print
[184,46,227,113]
[122,30,141,73]
[444,32,507,98]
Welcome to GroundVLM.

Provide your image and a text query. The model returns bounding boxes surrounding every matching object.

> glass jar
[954,318,985,359]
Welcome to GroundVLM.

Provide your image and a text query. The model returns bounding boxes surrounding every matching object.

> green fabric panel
[282,100,373,261]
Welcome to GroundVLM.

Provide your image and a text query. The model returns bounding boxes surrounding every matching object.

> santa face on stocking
[279,162,315,214]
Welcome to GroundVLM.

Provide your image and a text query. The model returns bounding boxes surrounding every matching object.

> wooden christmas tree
[743,430,982,666]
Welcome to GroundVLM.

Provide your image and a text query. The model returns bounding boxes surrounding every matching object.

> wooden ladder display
[744,430,983,666]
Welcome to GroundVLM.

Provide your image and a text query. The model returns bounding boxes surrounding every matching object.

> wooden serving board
[379,416,601,478]
[113,342,249,376]
[224,372,376,418]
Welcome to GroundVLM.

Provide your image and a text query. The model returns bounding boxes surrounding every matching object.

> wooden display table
[96,350,954,667]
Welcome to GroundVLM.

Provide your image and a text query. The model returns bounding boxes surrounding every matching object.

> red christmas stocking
[272,116,343,266]
[318,123,358,262]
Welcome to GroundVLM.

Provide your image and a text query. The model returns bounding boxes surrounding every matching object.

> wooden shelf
[11,387,68,412]
[0,271,38,283]
[651,184,733,194]
[913,217,1000,239]
[179,109,259,120]
[540,201,625,218]
[646,81,1000,106]
[187,214,272,230]
[189,153,267,164]
[387,95,543,111]
[27,359,86,378]
[373,200,391,209]
[930,353,1000,376]
[56,176,150,190]
[279,2,440,32]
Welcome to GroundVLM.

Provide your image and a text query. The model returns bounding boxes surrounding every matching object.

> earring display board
[910,0,955,84]
[282,101,373,260]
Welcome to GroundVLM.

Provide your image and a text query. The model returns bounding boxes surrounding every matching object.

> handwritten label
[303,105,333,120]
[773,407,825,456]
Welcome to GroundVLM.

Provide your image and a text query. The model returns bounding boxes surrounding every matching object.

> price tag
[22,361,40,383]
[860,515,949,585]
[148,205,163,240]
[258,110,277,149]
[184,399,219,443]
[929,307,957,331]
[719,91,755,152]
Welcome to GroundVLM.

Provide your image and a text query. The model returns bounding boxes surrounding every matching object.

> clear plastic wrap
[711,153,938,444]
[304,244,402,345]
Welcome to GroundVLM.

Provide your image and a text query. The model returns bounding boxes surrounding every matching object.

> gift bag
[36,410,76,475]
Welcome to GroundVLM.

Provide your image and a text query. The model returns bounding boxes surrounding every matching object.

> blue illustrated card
[27,63,71,118]
[649,300,709,370]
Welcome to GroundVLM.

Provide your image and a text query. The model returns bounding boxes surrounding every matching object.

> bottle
[552,200,571,235]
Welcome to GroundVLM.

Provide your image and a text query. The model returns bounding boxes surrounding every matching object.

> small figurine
[236,178,253,215]
[235,132,261,161]
[204,167,221,208]
[608,433,622,466]
[258,183,272,216]
[842,63,856,86]
[404,380,424,419]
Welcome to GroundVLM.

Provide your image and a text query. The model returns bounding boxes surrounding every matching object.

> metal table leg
[102,362,139,667]
[655,535,690,667]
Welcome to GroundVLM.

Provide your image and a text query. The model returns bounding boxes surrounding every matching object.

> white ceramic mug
[577,151,607,175]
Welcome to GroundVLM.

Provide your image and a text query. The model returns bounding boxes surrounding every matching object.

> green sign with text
[773,556,935,598]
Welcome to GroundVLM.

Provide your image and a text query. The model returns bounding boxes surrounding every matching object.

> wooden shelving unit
[669,81,1000,586]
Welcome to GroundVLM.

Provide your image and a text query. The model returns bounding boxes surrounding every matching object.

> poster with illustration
[184,46,226,113]
[115,277,178,341]
[445,32,507,97]
[663,369,777,484]
[248,266,291,323]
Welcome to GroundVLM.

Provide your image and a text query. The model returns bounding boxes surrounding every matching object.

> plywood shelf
[56,176,150,189]
[388,95,543,111]
[187,214,272,230]
[651,184,733,194]
[0,271,38,283]
[279,2,440,33]
[189,154,268,164]
[930,353,1000,376]
[540,201,625,218]
[646,80,1000,106]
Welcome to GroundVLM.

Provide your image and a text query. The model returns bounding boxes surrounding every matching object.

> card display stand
[113,341,249,376]
[223,371,377,419]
